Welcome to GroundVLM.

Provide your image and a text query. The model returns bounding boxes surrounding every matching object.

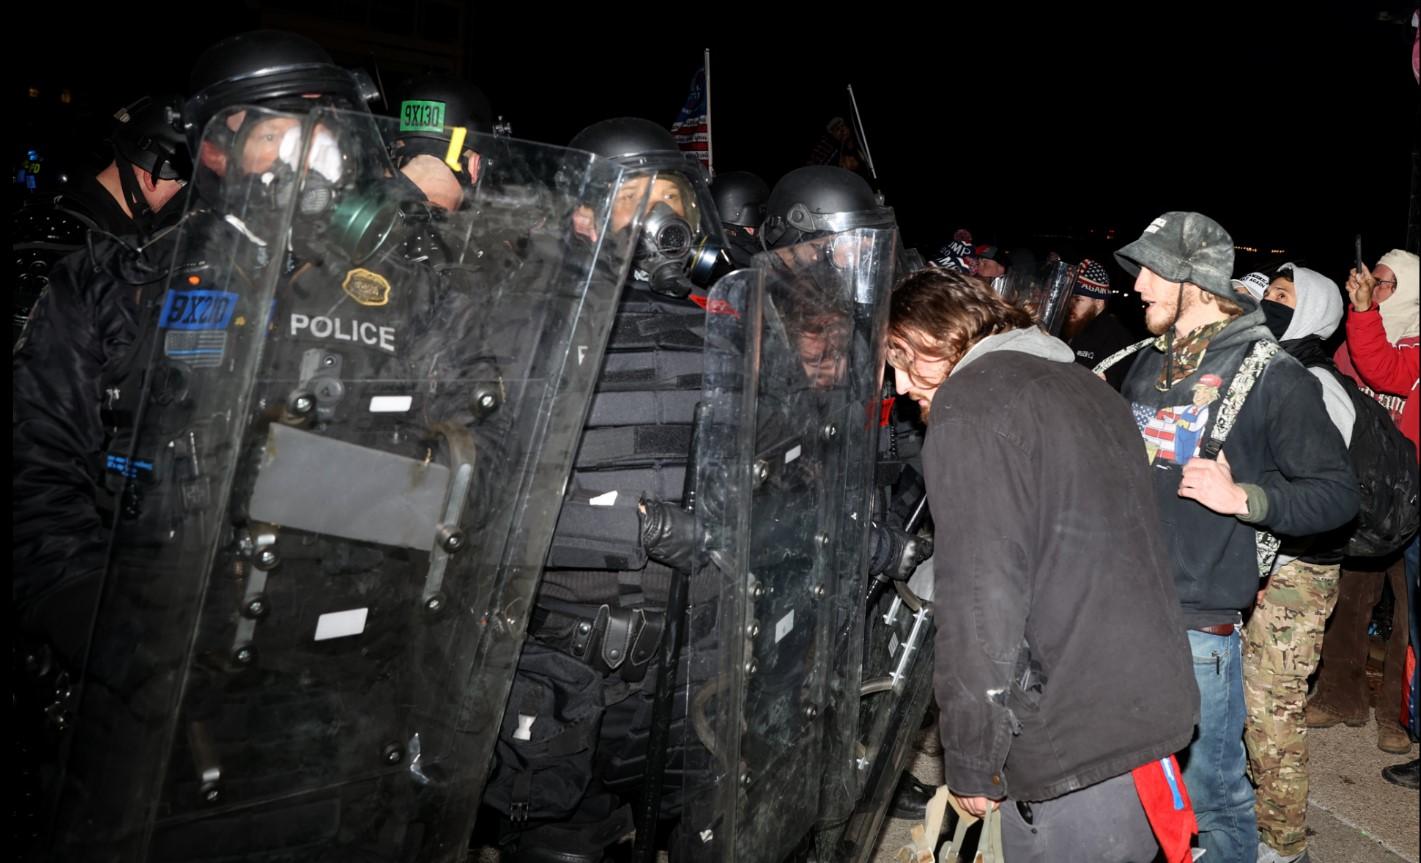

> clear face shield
[761,201,896,251]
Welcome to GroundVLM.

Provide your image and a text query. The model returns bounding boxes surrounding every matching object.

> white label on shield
[775,610,795,643]
[889,632,900,658]
[590,490,618,507]
[785,444,802,465]
[513,714,536,741]
[369,395,413,413]
[314,608,369,641]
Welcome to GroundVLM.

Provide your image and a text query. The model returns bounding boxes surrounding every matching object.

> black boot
[1381,758,1420,790]
[889,771,936,820]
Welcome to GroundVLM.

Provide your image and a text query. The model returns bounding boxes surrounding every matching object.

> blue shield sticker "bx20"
[159,290,239,330]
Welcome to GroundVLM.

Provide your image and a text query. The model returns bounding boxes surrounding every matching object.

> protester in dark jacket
[889,268,1198,863]
[1113,211,1359,863]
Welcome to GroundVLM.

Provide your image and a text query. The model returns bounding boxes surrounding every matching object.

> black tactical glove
[868,521,933,581]
[638,497,696,572]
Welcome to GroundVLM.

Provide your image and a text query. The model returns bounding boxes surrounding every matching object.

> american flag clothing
[1141,403,1211,466]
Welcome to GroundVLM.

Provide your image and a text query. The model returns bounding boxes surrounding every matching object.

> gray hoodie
[1280,263,1355,446]
[954,324,1078,372]
[908,327,1079,602]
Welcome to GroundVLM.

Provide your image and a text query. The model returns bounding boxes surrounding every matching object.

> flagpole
[846,84,880,194]
[703,48,714,178]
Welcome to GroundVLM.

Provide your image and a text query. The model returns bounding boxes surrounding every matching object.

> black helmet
[761,165,894,249]
[569,117,680,167]
[183,30,377,150]
[711,171,769,228]
[390,75,492,186]
[111,95,191,182]
[395,75,492,141]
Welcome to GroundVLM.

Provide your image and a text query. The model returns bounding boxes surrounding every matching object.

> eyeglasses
[886,342,952,382]
[1372,279,1397,289]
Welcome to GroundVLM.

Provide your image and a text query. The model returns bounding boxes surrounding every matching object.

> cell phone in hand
[1355,234,1364,274]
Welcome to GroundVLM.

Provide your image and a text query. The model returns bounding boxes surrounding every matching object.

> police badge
[342,267,392,307]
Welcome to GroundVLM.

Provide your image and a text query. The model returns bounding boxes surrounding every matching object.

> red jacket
[1335,306,1420,452]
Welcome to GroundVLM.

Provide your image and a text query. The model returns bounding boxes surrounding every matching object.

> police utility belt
[527,598,665,684]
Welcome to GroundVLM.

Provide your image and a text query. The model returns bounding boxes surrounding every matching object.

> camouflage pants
[1243,559,1341,856]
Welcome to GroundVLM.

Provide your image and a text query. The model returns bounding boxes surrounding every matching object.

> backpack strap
[1199,339,1282,578]
[1092,337,1154,377]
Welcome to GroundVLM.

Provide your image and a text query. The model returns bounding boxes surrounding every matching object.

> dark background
[12,2,1419,314]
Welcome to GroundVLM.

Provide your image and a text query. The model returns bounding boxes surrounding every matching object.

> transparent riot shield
[896,243,927,275]
[45,106,637,862]
[833,580,936,863]
[992,260,1078,335]
[679,227,896,862]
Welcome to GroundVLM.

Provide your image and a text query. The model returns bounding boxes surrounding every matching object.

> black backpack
[1330,370,1420,557]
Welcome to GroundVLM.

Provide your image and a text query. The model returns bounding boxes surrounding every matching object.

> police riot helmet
[569,117,680,166]
[111,95,191,182]
[395,75,492,142]
[183,30,378,151]
[390,75,492,186]
[761,165,894,250]
[711,171,770,228]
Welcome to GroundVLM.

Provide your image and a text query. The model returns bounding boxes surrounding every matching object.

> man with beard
[1063,258,1136,390]
[973,243,1008,279]
[1114,212,1358,863]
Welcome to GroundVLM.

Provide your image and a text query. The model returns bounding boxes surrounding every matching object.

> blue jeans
[1180,628,1256,863]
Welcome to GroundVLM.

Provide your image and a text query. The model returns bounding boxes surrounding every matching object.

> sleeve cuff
[1238,483,1270,523]
[942,755,1009,800]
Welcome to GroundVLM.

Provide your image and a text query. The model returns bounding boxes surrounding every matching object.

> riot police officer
[760,164,894,252]
[13,29,393,861]
[483,117,728,863]
[15,26,376,675]
[759,162,943,836]
[709,170,769,268]
[12,94,190,344]
[388,74,493,212]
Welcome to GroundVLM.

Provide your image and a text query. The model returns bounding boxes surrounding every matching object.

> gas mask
[235,122,401,264]
[634,202,724,299]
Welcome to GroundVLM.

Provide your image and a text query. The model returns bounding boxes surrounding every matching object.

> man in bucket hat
[1108,212,1359,863]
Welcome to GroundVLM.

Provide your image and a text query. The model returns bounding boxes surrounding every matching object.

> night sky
[13,2,1419,297]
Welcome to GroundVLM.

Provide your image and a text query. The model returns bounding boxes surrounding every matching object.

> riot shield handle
[231,525,279,669]
[423,462,473,612]
[420,423,478,610]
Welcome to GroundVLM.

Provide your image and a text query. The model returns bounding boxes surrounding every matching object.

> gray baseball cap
[1115,211,1250,308]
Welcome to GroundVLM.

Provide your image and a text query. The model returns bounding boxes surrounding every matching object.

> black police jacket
[13,229,174,662]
